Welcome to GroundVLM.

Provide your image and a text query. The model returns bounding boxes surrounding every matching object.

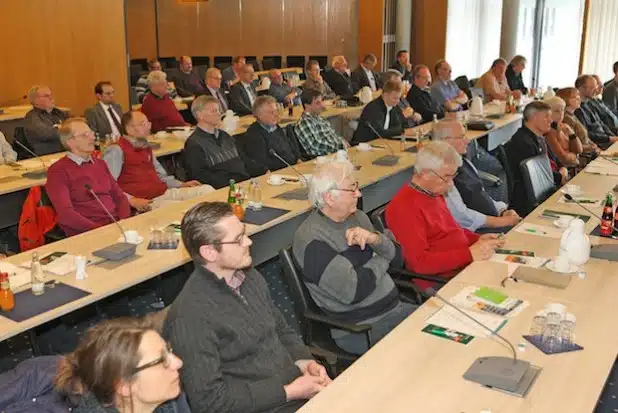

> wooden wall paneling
[411,0,448,69]
[327,0,357,65]
[207,0,243,57]
[241,0,284,57]
[0,0,129,116]
[357,0,385,69]
[126,0,158,59]
[283,0,329,57]
[157,0,202,57]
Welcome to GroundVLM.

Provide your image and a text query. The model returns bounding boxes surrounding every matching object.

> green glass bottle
[227,179,236,204]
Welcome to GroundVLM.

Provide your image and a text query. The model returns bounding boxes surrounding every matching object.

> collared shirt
[102,136,182,193]
[99,102,121,138]
[294,112,345,157]
[208,86,228,113]
[259,121,277,133]
[303,77,336,99]
[476,70,511,100]
[362,66,377,91]
[226,270,246,297]
[242,82,256,107]
[408,180,435,198]
[430,79,461,106]
[135,74,178,103]
[67,152,94,166]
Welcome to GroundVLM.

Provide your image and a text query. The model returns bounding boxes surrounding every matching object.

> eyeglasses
[71,130,95,139]
[133,343,175,374]
[212,227,247,246]
[430,170,458,183]
[334,181,360,193]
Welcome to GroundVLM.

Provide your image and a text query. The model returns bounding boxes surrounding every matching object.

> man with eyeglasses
[386,141,504,290]
[85,81,124,139]
[196,67,229,114]
[102,110,212,211]
[165,201,332,413]
[406,64,445,123]
[293,160,416,355]
[45,118,130,236]
[430,59,468,112]
[436,120,521,233]
[24,85,69,155]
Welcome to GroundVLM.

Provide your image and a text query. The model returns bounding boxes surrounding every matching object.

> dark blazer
[237,122,299,171]
[352,97,406,145]
[84,103,123,137]
[454,157,500,217]
[229,82,257,116]
[505,65,528,94]
[351,66,383,93]
[196,87,229,113]
[172,70,206,97]
[406,84,445,123]
[389,61,412,82]
[322,69,355,97]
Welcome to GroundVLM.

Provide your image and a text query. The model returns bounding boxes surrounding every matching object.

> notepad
[473,287,508,304]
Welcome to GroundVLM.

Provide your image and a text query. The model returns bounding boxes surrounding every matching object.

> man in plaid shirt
[294,89,347,158]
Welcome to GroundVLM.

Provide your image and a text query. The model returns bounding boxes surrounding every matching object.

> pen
[370,144,386,149]
[524,228,548,235]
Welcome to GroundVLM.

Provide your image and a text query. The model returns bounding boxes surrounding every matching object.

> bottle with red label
[0,272,15,312]
[601,193,614,237]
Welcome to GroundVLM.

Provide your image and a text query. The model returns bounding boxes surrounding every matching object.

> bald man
[197,67,229,114]
[268,69,302,106]
[173,56,206,97]
[229,64,258,116]
[323,56,355,97]
[24,85,69,155]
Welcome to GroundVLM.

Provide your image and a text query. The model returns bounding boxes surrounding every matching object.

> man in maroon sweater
[385,140,504,289]
[141,70,187,132]
[46,118,131,236]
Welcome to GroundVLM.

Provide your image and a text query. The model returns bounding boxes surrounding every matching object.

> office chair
[309,55,328,69]
[130,58,148,71]
[262,56,282,70]
[214,56,232,70]
[158,56,177,69]
[454,75,472,99]
[490,143,515,204]
[520,155,556,214]
[12,127,35,160]
[191,56,210,67]
[286,55,306,69]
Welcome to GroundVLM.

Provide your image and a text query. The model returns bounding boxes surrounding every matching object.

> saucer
[267,179,285,186]
[117,236,144,245]
[545,260,578,274]
[553,219,572,229]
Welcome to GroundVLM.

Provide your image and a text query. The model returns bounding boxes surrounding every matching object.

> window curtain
[582,0,618,81]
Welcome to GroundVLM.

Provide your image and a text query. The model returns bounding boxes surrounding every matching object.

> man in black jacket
[390,50,412,82]
[238,96,300,171]
[164,202,332,413]
[322,56,355,97]
[229,64,258,116]
[505,55,529,95]
[351,53,383,93]
[406,65,445,123]
[352,80,414,144]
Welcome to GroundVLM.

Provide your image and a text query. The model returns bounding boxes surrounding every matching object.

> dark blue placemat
[243,206,291,226]
[273,188,309,201]
[589,225,618,239]
[523,335,583,355]
[372,155,400,166]
[404,146,418,153]
[1,282,91,323]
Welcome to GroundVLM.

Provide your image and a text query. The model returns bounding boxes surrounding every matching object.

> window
[445,0,504,80]
[582,0,618,81]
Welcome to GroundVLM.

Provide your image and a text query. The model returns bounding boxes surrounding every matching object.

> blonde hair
[414,140,462,174]
[146,70,167,87]
[58,117,89,148]
[544,96,566,112]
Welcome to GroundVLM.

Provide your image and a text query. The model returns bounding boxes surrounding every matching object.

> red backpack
[18,186,57,252]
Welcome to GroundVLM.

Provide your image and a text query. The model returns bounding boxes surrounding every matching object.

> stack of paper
[0,262,31,291]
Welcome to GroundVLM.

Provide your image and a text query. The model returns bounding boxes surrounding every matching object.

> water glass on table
[560,313,576,347]
[541,322,563,353]
[528,310,547,336]
[247,180,263,211]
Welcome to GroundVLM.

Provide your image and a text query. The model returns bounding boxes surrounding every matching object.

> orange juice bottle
[0,273,15,311]
[232,198,245,221]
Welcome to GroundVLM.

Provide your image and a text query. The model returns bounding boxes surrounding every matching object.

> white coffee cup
[336,150,348,161]
[124,230,140,244]
[552,255,570,272]
[358,142,371,152]
[545,302,567,316]
[556,215,574,228]
[268,174,283,185]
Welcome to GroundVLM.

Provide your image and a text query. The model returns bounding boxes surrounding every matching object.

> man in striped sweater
[293,160,416,355]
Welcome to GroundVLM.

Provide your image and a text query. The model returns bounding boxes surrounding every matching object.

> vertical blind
[582,0,618,81]
[445,0,504,80]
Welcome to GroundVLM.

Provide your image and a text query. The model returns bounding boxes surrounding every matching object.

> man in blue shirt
[430,60,468,112]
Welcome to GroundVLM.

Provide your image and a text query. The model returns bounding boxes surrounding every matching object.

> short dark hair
[382,80,402,94]
[614,61,618,75]
[306,59,320,72]
[301,88,322,107]
[181,202,233,265]
[396,50,408,59]
[232,56,245,64]
[491,58,507,68]
[523,100,551,122]
[147,59,160,70]
[94,81,112,95]
[413,64,429,78]
[120,110,137,135]
[362,54,377,64]
[434,59,447,74]
[575,74,594,89]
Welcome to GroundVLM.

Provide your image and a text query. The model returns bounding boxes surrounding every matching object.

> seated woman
[544,96,583,171]
[55,317,184,413]
[556,87,601,156]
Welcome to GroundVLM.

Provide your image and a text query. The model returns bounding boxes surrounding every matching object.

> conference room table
[0,113,523,344]
[298,147,618,413]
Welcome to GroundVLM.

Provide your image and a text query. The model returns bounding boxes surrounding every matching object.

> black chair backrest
[130,64,144,86]
[285,123,311,161]
[469,87,485,102]
[286,55,306,69]
[214,56,232,71]
[130,58,148,71]
[13,127,35,160]
[369,204,388,233]
[245,56,260,71]
[520,155,555,211]
[158,56,177,69]
[454,75,472,99]
[491,143,514,204]
[191,56,210,67]
[262,56,282,70]
[309,55,328,69]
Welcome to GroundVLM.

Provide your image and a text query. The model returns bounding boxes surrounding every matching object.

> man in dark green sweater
[164,202,331,413]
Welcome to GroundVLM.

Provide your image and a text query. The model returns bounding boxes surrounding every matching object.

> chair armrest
[307,346,338,366]
[304,310,371,334]
[389,267,449,284]
[478,170,502,187]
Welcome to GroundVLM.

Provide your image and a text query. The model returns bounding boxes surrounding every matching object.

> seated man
[184,95,252,189]
[46,118,130,236]
[386,141,504,289]
[141,70,186,132]
[172,56,206,97]
[351,53,383,93]
[602,61,618,114]
[505,55,529,95]
[384,70,422,127]
[303,60,337,100]
[0,132,17,164]
[390,50,412,82]
[102,110,213,211]
[238,96,300,171]
[574,75,618,150]
[135,59,178,103]
[197,67,229,114]
[430,59,468,112]
[294,89,346,158]
[268,69,301,106]
[434,120,521,233]
[85,81,123,139]
[164,201,331,413]
[294,160,416,355]
[222,55,246,88]
[506,101,567,215]
[590,74,618,132]
[352,80,414,144]
[229,63,258,116]
[406,65,445,123]
[323,56,355,97]
[475,58,521,101]
[24,85,69,155]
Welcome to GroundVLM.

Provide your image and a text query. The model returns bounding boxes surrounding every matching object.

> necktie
[108,107,122,134]
[216,89,228,112]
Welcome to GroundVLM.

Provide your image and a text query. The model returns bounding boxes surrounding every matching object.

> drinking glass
[560,313,576,347]
[248,181,263,211]
[528,311,547,336]
[541,322,562,353]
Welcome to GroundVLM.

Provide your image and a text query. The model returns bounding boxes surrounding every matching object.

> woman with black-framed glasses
[55,317,184,413]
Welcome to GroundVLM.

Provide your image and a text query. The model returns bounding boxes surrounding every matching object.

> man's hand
[559,166,569,185]
[610,136,618,143]
[512,90,522,100]
[444,100,460,112]
[295,360,332,386]
[181,180,201,188]
[403,128,416,137]
[412,113,423,122]
[499,209,521,226]
[284,372,327,401]
[469,240,498,261]
[402,106,415,118]
[345,227,380,250]
[129,197,152,212]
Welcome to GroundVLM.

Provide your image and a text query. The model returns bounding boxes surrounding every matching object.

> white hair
[413,140,462,174]
[544,96,566,111]
[27,85,47,104]
[309,159,356,209]
[431,119,464,141]
[147,70,167,87]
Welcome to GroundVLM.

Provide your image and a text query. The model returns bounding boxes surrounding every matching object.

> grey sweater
[163,266,311,413]
[293,209,400,324]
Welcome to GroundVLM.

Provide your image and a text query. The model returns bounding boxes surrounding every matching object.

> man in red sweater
[140,70,187,132]
[46,118,131,236]
[385,140,504,288]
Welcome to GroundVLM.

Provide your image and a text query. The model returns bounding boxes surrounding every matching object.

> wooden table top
[0,105,71,123]
[298,146,618,413]
[0,114,522,342]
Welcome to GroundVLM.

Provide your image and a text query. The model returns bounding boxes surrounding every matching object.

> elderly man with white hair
[24,85,69,155]
[293,160,416,355]
[323,55,355,97]
[386,141,504,290]
[434,120,521,233]
[140,70,186,132]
